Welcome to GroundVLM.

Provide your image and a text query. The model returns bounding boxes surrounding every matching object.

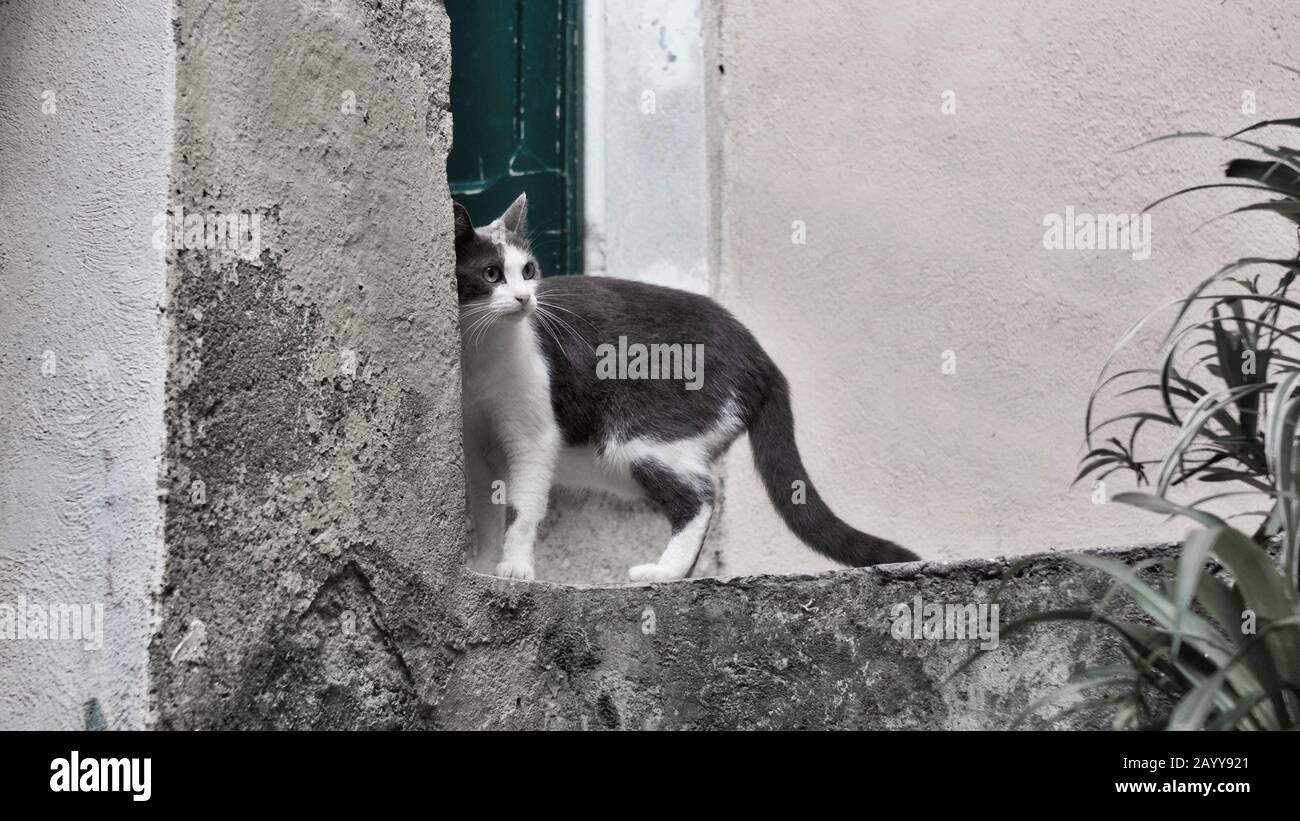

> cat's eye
[483,266,502,283]
[523,261,537,280]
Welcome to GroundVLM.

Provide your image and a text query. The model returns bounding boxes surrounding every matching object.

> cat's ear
[499,192,528,237]
[453,201,474,246]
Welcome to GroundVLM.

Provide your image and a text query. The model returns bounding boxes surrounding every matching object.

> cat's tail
[747,369,919,567]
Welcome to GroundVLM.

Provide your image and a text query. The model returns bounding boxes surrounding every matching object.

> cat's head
[453,193,539,319]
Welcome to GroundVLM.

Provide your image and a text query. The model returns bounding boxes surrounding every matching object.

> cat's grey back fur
[535,275,769,449]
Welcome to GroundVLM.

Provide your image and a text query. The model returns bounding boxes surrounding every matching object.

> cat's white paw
[628,563,682,583]
[495,560,535,581]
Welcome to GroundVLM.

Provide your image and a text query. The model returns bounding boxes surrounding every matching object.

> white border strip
[581,0,607,276]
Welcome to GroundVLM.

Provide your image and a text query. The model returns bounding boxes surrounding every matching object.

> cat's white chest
[460,316,643,500]
[461,318,555,439]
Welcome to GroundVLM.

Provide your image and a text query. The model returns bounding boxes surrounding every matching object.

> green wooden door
[447,0,582,277]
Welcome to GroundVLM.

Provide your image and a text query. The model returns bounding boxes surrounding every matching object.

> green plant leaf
[1168,615,1300,730]
[1227,117,1300,139]
[1111,491,1229,530]
[1224,159,1300,197]
[1206,692,1270,730]
[1172,529,1216,657]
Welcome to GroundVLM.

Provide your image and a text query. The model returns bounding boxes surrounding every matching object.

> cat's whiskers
[459,311,493,333]
[462,315,487,346]
[534,304,593,354]
[474,311,504,350]
[530,308,568,361]
[535,295,597,331]
[460,298,503,345]
[542,311,588,351]
[535,298,594,342]
[464,309,500,350]
[458,301,497,331]
[459,306,493,331]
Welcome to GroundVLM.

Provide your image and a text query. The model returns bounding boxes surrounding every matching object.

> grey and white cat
[455,194,918,582]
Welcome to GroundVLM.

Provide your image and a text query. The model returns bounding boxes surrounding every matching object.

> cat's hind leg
[628,460,714,582]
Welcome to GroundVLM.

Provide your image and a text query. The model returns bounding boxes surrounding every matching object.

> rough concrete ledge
[434,546,1170,730]
[156,542,1173,730]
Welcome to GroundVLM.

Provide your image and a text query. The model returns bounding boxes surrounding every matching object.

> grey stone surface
[151,0,1158,731]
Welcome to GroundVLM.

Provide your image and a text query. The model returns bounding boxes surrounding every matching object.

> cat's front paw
[495,560,535,581]
[628,563,682,583]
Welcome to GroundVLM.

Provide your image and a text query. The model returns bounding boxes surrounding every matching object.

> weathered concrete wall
[0,0,172,730]
[152,0,464,723]
[712,0,1299,575]
[148,0,1154,731]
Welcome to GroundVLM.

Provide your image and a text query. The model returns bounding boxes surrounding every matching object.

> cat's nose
[515,294,531,306]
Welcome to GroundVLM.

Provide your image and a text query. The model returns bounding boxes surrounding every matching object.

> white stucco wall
[0,0,172,728]
[713,0,1299,574]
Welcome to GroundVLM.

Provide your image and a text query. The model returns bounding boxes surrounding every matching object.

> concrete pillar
[152,0,464,727]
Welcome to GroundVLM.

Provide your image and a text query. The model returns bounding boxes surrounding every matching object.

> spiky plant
[974,92,1300,730]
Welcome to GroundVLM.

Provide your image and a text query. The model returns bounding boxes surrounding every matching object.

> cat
[455,193,919,582]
